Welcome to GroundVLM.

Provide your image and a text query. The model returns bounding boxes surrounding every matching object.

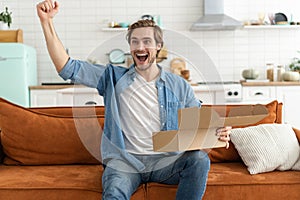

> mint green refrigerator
[0,43,37,107]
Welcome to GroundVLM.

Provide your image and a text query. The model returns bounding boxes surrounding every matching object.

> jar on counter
[277,65,285,81]
[266,63,275,81]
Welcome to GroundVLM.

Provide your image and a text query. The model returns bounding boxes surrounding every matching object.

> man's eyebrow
[131,37,152,40]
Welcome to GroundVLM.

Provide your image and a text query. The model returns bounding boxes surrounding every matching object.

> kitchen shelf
[0,29,23,43]
[102,27,127,32]
[102,27,165,32]
[243,25,300,29]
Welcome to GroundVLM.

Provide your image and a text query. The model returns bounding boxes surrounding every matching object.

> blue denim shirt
[59,58,201,171]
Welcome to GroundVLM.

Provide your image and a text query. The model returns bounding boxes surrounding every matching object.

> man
[37,1,231,199]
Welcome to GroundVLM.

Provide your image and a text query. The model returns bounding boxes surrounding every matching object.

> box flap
[178,107,221,129]
[178,105,268,128]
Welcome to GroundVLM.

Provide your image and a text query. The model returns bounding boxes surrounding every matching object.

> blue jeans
[102,150,210,200]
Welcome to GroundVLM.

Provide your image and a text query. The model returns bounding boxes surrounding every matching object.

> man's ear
[157,43,162,50]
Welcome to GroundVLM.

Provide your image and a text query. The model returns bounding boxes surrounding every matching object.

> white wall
[1,0,300,83]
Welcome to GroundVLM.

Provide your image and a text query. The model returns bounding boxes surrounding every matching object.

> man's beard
[133,53,156,71]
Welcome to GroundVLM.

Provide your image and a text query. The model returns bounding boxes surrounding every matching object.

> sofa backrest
[30,106,105,116]
[0,98,283,165]
[0,98,104,165]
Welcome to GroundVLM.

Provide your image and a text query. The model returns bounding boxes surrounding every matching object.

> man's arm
[36,0,69,73]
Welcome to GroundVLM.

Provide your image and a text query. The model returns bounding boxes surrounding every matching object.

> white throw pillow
[231,124,300,174]
[292,155,300,170]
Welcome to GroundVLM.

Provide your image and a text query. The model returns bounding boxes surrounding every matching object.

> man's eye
[144,40,151,45]
[131,40,138,45]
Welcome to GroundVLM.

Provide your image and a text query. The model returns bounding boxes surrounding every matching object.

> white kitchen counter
[241,81,300,86]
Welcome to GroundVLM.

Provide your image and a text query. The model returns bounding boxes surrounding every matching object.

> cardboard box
[152,105,268,152]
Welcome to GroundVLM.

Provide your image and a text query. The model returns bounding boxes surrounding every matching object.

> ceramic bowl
[242,69,259,79]
[282,71,300,81]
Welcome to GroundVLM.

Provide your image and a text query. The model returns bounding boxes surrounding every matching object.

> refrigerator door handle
[0,56,7,61]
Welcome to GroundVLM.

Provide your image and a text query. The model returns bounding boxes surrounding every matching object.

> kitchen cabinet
[193,90,214,105]
[242,86,276,104]
[276,86,300,129]
[30,86,104,107]
[30,89,57,107]
[192,83,242,105]
[242,84,300,129]
[56,87,103,106]
[31,85,215,107]
[192,85,219,105]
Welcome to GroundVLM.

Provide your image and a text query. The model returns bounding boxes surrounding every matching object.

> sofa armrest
[0,130,3,164]
[293,127,300,144]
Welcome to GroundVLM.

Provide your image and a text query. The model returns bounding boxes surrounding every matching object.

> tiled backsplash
[1,0,300,83]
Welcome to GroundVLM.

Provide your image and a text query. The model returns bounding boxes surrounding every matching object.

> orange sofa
[0,98,299,200]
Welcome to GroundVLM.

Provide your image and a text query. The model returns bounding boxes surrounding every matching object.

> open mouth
[136,53,149,62]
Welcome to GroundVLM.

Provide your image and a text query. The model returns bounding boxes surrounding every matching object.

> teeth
[136,53,148,56]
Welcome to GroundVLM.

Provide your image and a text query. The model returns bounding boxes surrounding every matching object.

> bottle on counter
[266,63,275,81]
[277,65,285,82]
[273,66,278,82]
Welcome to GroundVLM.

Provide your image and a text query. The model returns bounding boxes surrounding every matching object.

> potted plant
[289,58,300,72]
[0,7,12,29]
[281,51,300,81]
[289,51,300,72]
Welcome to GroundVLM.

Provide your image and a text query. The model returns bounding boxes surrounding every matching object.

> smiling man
[37,1,231,200]
[127,21,162,76]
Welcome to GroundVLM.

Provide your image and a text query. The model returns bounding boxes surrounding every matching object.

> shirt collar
[127,64,166,82]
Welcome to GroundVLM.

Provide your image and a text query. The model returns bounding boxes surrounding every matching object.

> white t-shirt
[119,73,161,154]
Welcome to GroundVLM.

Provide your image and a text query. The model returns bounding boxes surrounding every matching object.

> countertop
[29,81,300,90]
[29,84,86,90]
[241,81,300,86]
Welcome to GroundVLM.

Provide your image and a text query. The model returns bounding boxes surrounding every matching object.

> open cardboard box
[152,105,269,152]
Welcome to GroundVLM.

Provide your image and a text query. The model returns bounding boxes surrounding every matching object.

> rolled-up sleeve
[59,58,106,88]
[59,58,77,80]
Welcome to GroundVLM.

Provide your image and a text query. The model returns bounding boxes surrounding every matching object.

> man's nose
[136,42,145,50]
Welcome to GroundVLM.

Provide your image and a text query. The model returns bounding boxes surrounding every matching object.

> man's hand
[36,0,68,73]
[216,126,231,149]
[36,0,59,23]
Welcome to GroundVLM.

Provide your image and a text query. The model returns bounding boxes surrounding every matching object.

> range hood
[190,0,243,31]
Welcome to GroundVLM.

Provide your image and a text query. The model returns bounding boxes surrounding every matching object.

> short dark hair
[126,19,164,53]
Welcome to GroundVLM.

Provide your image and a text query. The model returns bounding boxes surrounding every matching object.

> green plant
[0,7,12,28]
[289,51,300,72]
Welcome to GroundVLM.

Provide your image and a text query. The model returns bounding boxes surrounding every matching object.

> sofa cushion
[231,124,300,174]
[146,162,300,200]
[0,165,103,190]
[0,98,103,165]
[0,164,145,200]
[206,100,280,163]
